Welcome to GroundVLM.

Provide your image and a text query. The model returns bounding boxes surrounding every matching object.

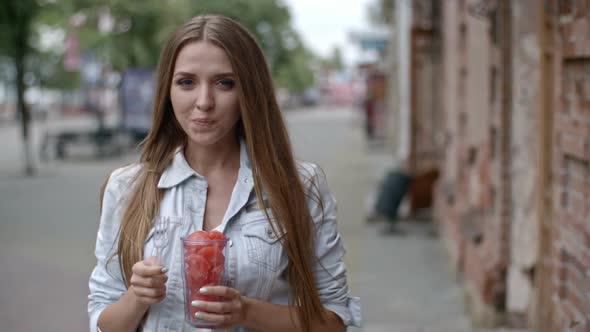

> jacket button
[228,239,233,247]
[266,228,276,239]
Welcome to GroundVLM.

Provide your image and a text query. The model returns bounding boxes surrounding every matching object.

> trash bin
[375,170,414,222]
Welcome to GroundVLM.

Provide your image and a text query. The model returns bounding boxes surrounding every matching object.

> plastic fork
[153,216,169,264]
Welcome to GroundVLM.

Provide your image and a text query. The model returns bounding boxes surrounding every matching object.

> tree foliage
[276,45,315,93]
[0,0,45,175]
[319,46,344,72]
[0,0,318,174]
[1,0,317,93]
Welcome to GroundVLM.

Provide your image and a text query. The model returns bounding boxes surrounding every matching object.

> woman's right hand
[129,256,169,305]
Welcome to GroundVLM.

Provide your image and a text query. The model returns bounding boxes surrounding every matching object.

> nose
[195,84,214,111]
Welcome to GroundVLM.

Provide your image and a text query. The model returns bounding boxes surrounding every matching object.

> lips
[192,119,213,126]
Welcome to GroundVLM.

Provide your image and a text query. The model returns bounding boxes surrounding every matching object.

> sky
[283,0,376,66]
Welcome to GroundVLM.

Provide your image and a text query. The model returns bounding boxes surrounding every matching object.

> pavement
[0,107,528,331]
[287,108,473,332]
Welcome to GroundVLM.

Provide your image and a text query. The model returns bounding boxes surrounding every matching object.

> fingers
[199,286,240,299]
[144,255,158,265]
[131,285,166,305]
[130,273,167,288]
[130,282,167,305]
[129,258,169,305]
[130,259,168,288]
[133,284,167,298]
[132,257,168,277]
[191,298,238,314]
[190,287,245,328]
[130,275,167,305]
[193,311,238,325]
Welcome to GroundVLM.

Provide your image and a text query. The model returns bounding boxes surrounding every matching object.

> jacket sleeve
[87,167,133,332]
[304,163,362,327]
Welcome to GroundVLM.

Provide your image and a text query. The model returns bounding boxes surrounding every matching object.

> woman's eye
[217,79,235,89]
[177,78,194,88]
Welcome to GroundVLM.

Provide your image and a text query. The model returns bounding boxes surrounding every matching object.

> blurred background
[1,0,589,331]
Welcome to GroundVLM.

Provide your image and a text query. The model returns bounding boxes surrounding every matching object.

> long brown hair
[108,15,325,330]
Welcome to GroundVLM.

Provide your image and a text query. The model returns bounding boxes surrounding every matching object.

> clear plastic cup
[181,237,227,328]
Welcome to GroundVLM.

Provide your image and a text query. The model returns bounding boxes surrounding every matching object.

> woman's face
[170,41,240,148]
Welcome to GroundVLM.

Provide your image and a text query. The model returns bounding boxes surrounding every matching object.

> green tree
[0,0,317,175]
[0,0,44,175]
[59,0,315,93]
[276,45,315,94]
[58,0,172,71]
[186,0,292,72]
[68,0,318,92]
[319,46,344,72]
[184,0,315,91]
[0,0,82,175]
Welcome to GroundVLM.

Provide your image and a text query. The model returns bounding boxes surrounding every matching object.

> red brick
[567,158,590,179]
[562,300,587,330]
[560,231,587,259]
[556,115,590,138]
[568,176,588,197]
[564,262,587,294]
[561,134,588,161]
[558,190,569,208]
[567,192,586,218]
[560,300,575,322]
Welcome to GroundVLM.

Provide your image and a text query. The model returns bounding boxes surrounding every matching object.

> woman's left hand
[191,286,247,329]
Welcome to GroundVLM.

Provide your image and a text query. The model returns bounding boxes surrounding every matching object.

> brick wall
[435,0,510,326]
[506,0,542,325]
[550,1,590,328]
[408,0,444,175]
[432,0,590,330]
[406,0,589,328]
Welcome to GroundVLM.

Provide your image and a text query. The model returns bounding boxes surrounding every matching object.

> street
[1,107,505,331]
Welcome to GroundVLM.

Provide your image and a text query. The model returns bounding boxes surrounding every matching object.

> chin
[186,126,237,147]
[188,136,218,147]
[187,132,226,147]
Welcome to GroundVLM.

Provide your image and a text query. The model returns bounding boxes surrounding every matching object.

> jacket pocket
[243,219,287,272]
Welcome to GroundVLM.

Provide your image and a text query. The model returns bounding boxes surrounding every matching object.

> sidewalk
[286,107,529,332]
[307,120,473,331]
[0,112,120,176]
[355,151,473,331]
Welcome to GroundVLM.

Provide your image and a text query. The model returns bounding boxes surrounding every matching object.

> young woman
[88,15,361,332]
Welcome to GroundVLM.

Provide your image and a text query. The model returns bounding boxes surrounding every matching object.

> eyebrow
[173,71,235,79]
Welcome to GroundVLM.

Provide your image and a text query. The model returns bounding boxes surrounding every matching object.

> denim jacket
[88,140,362,331]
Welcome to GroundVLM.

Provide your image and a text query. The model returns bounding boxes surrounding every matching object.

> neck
[184,135,241,177]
